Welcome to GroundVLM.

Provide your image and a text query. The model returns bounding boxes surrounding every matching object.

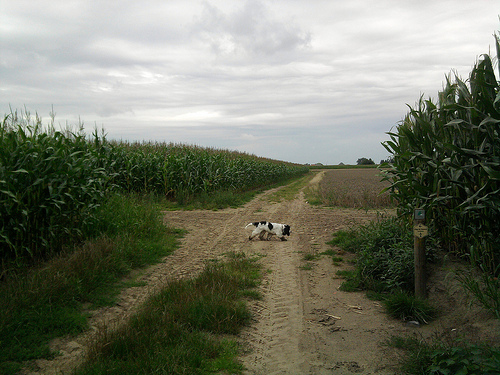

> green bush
[384,291,437,324]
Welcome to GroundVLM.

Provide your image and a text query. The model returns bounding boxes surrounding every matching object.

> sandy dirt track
[30,171,415,374]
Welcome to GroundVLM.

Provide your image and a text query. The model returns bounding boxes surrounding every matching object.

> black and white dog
[245,221,291,241]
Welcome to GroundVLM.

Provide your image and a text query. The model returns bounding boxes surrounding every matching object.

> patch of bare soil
[27,170,499,375]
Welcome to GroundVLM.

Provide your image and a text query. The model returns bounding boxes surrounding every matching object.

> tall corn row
[107,142,307,201]
[382,33,500,274]
[0,110,108,261]
[1,112,307,262]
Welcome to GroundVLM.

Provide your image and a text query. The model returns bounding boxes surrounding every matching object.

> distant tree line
[356,157,375,165]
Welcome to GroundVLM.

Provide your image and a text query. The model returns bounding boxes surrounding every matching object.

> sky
[1,1,499,165]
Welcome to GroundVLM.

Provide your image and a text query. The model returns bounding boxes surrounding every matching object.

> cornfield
[382,32,500,275]
[0,109,307,263]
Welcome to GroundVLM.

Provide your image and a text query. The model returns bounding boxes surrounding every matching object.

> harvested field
[309,168,393,209]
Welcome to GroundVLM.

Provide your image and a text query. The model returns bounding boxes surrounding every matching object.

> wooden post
[413,209,427,299]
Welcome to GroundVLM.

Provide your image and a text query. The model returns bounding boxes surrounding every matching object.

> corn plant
[0,110,109,263]
[1,109,307,265]
[108,141,308,202]
[382,32,500,284]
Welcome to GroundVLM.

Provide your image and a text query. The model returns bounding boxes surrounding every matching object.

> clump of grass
[336,270,362,292]
[300,263,315,271]
[0,194,181,374]
[384,291,437,324]
[303,253,319,261]
[76,252,262,375]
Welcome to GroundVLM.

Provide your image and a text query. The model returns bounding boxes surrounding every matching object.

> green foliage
[389,336,500,375]
[0,194,180,374]
[0,110,109,263]
[331,219,437,324]
[428,343,500,375]
[330,218,418,293]
[381,32,500,316]
[381,34,500,274]
[76,253,262,375]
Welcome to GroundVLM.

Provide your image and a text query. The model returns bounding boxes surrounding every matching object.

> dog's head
[283,224,291,236]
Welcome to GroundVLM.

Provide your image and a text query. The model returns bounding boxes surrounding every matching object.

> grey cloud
[194,1,311,60]
[1,0,498,165]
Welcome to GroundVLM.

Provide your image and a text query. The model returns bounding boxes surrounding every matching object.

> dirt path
[30,172,410,375]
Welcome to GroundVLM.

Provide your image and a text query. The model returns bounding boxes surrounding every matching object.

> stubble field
[306,168,393,209]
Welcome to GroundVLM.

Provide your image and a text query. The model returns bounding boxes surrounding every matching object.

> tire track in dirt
[28,174,402,374]
[238,187,402,375]
[27,187,285,374]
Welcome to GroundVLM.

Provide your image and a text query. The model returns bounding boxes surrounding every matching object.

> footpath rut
[31,173,406,375]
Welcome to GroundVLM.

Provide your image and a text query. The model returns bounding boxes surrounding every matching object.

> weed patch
[387,335,500,375]
[329,218,439,324]
[329,218,420,293]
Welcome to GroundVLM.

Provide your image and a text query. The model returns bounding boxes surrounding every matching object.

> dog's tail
[245,222,256,229]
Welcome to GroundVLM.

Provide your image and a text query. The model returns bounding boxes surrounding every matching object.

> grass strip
[266,172,316,203]
[75,252,262,375]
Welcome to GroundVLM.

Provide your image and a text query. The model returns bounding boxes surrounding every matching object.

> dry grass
[307,169,393,209]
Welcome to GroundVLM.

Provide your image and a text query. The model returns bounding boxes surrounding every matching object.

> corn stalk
[382,32,500,275]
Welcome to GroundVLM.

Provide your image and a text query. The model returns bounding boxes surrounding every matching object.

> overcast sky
[1,1,498,164]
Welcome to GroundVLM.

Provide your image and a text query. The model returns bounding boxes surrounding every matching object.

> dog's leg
[258,231,267,241]
[249,228,262,240]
